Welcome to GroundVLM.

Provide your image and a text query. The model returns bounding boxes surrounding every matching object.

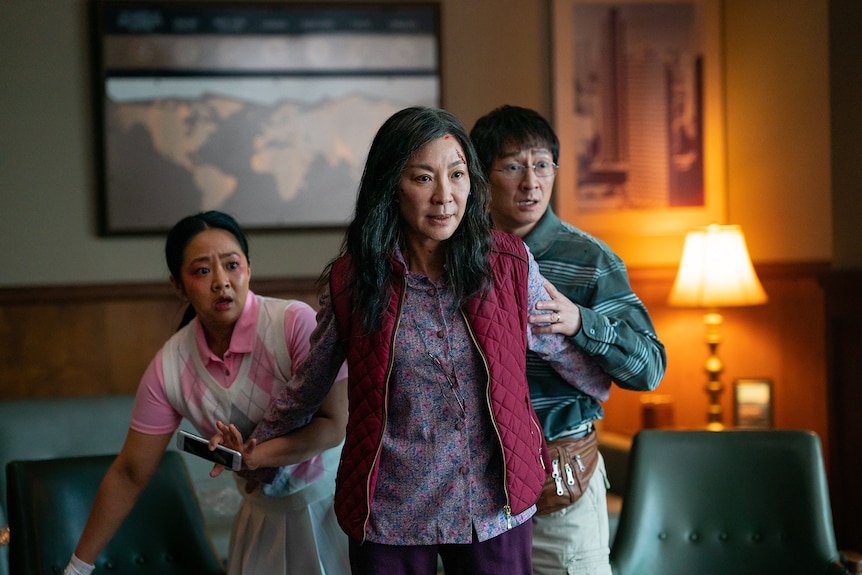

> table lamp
[668,224,768,430]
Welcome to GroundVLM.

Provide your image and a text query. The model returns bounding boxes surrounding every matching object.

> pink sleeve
[129,349,183,435]
[285,302,348,381]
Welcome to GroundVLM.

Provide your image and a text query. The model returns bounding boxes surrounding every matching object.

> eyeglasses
[426,352,466,417]
[492,160,558,180]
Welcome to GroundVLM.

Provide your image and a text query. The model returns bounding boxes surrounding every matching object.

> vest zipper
[530,412,546,471]
[460,309,513,528]
[360,275,406,543]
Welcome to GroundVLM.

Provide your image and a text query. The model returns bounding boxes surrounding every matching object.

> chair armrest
[841,550,862,574]
[598,431,632,497]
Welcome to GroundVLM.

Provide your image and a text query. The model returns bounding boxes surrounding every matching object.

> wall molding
[0,277,320,305]
[0,261,831,305]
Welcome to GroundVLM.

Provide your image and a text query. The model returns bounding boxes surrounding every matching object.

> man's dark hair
[470,105,560,174]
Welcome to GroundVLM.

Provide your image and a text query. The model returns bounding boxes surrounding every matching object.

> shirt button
[455,421,464,431]
[436,329,445,339]
[459,465,469,475]
[428,287,437,296]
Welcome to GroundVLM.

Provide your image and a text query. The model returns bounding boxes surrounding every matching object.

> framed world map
[92,1,441,234]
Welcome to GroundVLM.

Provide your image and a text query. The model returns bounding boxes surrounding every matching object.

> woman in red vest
[212,107,609,575]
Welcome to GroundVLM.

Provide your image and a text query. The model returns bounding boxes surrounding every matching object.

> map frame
[92,1,441,235]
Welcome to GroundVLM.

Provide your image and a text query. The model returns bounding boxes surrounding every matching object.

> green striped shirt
[522,208,667,440]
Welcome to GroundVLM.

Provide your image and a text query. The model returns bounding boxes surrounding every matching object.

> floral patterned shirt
[252,247,609,544]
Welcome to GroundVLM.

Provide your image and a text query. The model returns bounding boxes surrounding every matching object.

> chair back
[6,451,224,575]
[610,430,847,575]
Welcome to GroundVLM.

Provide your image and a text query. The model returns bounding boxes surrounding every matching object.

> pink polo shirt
[130,292,344,436]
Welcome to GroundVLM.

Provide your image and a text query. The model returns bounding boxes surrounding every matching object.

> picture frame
[91,1,441,235]
[550,0,725,238]
[733,378,773,428]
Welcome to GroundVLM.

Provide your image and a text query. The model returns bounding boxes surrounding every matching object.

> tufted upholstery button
[135,555,146,564]
[658,532,668,541]
[104,560,115,569]
[752,532,763,543]
[689,531,700,542]
[165,553,175,562]
[718,532,729,542]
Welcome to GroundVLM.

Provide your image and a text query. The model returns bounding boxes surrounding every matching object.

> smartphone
[176,429,242,471]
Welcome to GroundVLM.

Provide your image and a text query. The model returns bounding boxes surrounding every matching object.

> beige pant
[531,454,613,575]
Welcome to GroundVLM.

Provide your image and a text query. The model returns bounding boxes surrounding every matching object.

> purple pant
[348,520,533,575]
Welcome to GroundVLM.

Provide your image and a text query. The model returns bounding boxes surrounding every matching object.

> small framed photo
[733,379,773,428]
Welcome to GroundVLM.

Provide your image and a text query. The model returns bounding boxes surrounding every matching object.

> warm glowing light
[668,224,767,430]
[668,224,767,308]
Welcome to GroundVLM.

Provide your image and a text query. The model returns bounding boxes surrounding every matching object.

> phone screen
[177,431,241,470]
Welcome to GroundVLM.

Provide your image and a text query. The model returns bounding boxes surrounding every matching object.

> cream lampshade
[668,224,767,430]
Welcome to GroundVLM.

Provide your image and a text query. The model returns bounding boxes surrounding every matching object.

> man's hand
[530,279,582,337]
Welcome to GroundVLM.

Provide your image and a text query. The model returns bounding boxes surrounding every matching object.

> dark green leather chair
[610,430,861,575]
[6,451,224,575]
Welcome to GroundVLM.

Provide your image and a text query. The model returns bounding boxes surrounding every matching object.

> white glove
[63,554,95,575]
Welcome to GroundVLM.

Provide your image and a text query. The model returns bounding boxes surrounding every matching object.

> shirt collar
[194,290,258,361]
[522,207,561,258]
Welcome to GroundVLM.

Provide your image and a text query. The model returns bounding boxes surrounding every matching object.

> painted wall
[0,0,833,288]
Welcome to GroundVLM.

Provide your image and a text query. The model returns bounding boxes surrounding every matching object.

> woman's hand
[64,554,95,575]
[209,421,262,493]
[208,421,259,477]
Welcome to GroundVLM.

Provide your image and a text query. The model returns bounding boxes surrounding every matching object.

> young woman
[213,107,609,575]
[64,211,350,575]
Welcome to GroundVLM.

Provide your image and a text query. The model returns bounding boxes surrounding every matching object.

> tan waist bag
[535,430,599,515]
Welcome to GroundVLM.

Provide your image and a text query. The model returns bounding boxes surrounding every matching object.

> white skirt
[226,448,350,575]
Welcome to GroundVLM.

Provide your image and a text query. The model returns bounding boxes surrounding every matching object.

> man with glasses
[471,105,666,575]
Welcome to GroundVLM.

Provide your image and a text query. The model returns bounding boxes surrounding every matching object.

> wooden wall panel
[0,279,319,400]
[820,269,862,552]
[0,267,830,452]
[600,263,830,459]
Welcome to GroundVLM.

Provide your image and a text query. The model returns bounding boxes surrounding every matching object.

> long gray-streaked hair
[322,106,493,332]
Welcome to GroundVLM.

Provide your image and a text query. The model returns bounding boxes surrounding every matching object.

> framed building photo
[92,1,441,235]
[733,378,773,429]
[550,0,724,238]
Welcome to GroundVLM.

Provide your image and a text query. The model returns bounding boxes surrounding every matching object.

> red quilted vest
[330,230,546,542]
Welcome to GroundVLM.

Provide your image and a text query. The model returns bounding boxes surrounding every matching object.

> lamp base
[704,311,725,430]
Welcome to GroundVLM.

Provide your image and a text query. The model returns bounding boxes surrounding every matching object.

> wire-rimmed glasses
[425,352,466,417]
[492,160,558,180]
